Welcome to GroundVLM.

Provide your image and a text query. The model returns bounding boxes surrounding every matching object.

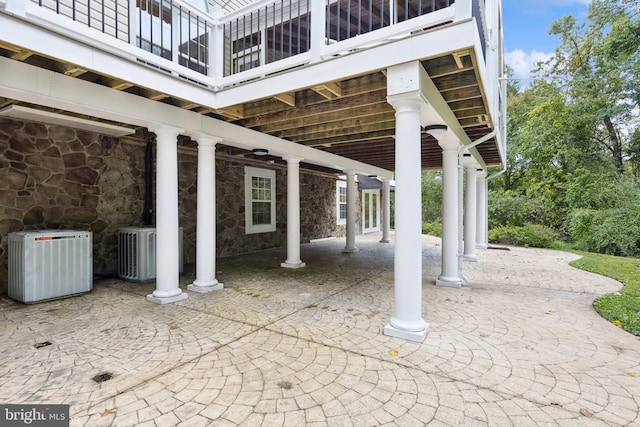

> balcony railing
[223,0,312,77]
[37,0,130,42]
[23,0,491,85]
[33,0,212,75]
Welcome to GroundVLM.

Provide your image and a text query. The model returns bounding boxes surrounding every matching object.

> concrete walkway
[1,233,639,426]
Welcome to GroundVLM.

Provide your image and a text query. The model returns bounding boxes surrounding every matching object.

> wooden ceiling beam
[236,73,386,125]
[238,73,385,120]
[137,88,169,101]
[104,78,134,91]
[10,50,33,61]
[300,129,395,146]
[0,41,33,61]
[274,92,296,106]
[448,97,485,111]
[442,86,482,102]
[216,105,245,120]
[291,120,396,145]
[62,65,89,77]
[452,49,472,69]
[271,112,394,140]
[454,106,487,119]
[238,89,388,128]
[433,69,478,89]
[422,54,473,78]
[253,102,393,134]
[311,81,342,99]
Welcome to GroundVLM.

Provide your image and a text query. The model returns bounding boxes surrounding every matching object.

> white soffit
[0,105,135,137]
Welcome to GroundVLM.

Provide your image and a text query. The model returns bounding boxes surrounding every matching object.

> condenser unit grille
[8,230,93,303]
[118,226,182,282]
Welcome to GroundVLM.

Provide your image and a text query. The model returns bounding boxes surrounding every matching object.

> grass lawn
[570,251,640,336]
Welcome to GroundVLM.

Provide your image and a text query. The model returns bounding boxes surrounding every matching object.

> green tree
[491,0,639,234]
[546,0,639,173]
[421,171,442,223]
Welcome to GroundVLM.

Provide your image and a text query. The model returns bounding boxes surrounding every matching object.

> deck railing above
[222,0,455,77]
[222,0,312,77]
[32,0,213,75]
[19,0,490,86]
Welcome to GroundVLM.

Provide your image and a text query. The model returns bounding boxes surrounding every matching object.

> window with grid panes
[245,166,276,233]
[336,180,347,225]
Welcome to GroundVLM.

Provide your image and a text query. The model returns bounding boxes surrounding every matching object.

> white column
[342,170,358,253]
[282,157,306,269]
[147,124,188,304]
[380,178,391,243]
[476,169,489,249]
[436,138,463,288]
[463,157,478,262]
[188,135,224,293]
[383,93,429,343]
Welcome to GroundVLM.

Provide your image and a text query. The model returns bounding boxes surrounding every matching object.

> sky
[502,0,591,85]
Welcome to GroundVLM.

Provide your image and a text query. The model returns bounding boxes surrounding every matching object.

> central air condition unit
[117,226,183,282]
[8,230,93,303]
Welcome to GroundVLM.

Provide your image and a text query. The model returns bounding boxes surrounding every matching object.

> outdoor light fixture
[252,148,269,156]
[424,124,448,135]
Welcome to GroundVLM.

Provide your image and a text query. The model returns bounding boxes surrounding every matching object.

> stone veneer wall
[0,117,348,293]
[0,118,149,293]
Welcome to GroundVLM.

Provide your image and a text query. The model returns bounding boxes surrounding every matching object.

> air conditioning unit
[8,230,93,303]
[117,226,183,282]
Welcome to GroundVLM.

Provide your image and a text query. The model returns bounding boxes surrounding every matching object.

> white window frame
[336,180,347,225]
[245,166,277,234]
[362,189,380,234]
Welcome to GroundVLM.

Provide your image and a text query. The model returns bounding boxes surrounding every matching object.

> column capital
[283,156,303,164]
[386,92,426,112]
[190,132,223,147]
[463,156,480,168]
[148,124,184,139]
[477,169,487,178]
[437,137,460,152]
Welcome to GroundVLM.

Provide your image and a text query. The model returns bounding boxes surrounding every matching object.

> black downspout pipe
[143,138,154,226]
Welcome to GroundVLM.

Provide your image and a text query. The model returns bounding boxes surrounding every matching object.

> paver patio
[1,233,638,426]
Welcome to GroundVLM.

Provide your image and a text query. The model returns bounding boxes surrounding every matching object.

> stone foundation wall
[0,117,347,293]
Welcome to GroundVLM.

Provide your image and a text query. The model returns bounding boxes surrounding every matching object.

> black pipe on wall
[143,138,154,226]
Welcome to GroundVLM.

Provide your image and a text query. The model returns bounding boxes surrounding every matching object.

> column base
[476,243,488,249]
[380,238,390,243]
[463,254,478,262]
[281,261,306,269]
[342,247,359,253]
[146,291,188,305]
[188,280,223,293]
[436,276,463,288]
[384,322,430,343]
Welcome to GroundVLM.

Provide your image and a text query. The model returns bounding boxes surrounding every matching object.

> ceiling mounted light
[252,148,269,156]
[424,124,448,135]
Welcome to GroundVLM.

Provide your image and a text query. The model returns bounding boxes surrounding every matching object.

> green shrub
[488,191,548,228]
[489,223,559,248]
[568,206,640,257]
[422,221,442,237]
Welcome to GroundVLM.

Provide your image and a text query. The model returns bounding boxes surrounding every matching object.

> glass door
[362,189,380,234]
